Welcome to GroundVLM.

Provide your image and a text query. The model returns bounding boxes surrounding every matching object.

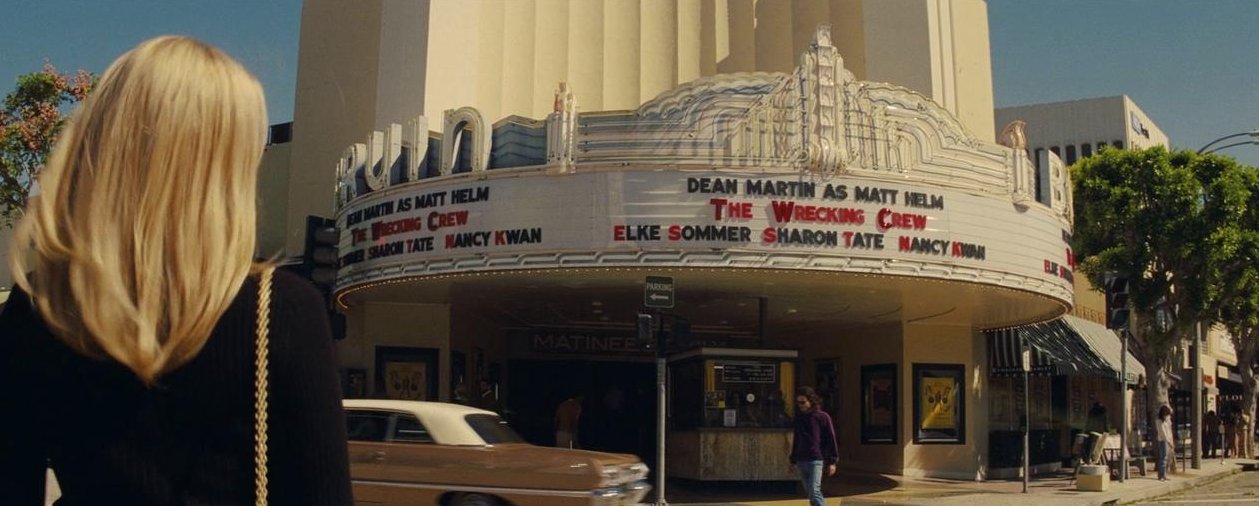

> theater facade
[329,28,1075,480]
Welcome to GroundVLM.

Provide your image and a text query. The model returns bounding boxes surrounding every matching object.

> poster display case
[667,348,797,481]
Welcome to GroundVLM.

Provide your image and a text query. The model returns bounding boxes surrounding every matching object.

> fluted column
[501,0,537,119]
[602,0,641,110]
[567,0,605,110]
[640,0,679,102]
[474,0,505,126]
[677,0,702,85]
[533,0,570,115]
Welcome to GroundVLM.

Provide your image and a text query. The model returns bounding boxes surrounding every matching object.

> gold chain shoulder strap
[254,266,275,506]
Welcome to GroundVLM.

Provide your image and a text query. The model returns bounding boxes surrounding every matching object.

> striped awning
[988,327,1057,376]
[1061,315,1144,384]
[987,317,1144,384]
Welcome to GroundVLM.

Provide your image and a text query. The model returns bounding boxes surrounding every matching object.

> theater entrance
[507,359,657,462]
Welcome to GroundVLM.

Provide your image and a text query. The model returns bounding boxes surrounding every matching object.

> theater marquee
[334,170,1073,298]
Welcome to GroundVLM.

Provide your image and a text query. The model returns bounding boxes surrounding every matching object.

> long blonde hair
[10,36,267,384]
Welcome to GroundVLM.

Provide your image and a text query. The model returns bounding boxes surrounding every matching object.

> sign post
[643,275,673,505]
[1021,336,1030,494]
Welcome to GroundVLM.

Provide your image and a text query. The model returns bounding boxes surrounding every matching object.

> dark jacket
[791,409,839,465]
[0,271,353,505]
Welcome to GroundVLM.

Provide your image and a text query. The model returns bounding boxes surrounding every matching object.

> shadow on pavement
[661,473,903,504]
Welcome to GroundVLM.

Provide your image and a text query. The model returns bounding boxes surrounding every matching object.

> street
[1138,470,1259,505]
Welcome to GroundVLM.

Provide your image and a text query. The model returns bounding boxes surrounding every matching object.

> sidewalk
[668,458,1257,506]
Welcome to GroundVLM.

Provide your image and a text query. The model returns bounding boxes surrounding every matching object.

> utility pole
[639,312,668,506]
[1105,272,1132,480]
[641,275,674,506]
[1120,329,1128,481]
[1192,322,1202,470]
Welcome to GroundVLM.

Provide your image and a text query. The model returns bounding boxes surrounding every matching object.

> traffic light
[1104,273,1130,330]
[637,313,655,353]
[304,215,340,294]
[303,215,346,339]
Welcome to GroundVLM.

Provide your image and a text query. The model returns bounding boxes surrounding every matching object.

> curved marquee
[334,169,1075,306]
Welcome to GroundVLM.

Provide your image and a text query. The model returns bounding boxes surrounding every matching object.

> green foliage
[1210,161,1259,333]
[1071,147,1255,361]
[0,63,94,227]
[1071,146,1259,423]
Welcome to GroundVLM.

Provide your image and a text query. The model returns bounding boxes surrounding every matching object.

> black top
[0,270,353,505]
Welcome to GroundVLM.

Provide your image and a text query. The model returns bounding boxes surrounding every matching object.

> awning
[1060,315,1145,384]
[986,316,1144,384]
[988,328,1057,376]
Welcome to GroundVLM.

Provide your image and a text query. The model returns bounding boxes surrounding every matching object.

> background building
[266,0,997,260]
[995,94,1169,327]
[995,95,1247,450]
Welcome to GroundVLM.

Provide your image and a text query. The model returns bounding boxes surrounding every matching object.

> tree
[1208,159,1259,459]
[1071,146,1246,434]
[0,63,94,227]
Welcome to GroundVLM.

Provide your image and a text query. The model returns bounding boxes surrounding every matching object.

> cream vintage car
[344,399,651,506]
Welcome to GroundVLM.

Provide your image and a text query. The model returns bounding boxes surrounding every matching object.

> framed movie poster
[375,346,439,401]
[912,363,965,444]
[861,363,898,444]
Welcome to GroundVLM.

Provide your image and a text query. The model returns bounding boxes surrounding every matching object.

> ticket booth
[667,348,798,481]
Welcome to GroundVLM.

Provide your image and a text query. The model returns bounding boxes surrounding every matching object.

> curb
[1111,466,1243,505]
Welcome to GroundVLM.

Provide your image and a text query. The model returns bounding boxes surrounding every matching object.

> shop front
[329,28,1076,480]
[986,316,1144,477]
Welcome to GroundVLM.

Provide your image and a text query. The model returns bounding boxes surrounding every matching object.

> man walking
[790,386,838,506]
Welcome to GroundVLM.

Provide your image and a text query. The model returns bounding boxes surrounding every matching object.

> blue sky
[3,1,1257,166]
[989,0,1259,165]
[0,0,302,127]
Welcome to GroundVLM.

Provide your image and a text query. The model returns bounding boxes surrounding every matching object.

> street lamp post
[1197,130,1259,155]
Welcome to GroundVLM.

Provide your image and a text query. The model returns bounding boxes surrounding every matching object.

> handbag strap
[254,266,275,506]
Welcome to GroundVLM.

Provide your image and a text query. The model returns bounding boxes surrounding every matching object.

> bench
[1103,448,1147,478]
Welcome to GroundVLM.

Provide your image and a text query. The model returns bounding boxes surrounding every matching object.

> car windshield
[465,414,526,444]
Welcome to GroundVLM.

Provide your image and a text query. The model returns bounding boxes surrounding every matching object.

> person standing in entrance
[790,387,838,506]
[1156,405,1175,481]
[555,394,583,448]
[477,379,502,414]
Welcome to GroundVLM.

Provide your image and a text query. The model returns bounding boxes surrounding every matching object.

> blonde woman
[0,37,351,505]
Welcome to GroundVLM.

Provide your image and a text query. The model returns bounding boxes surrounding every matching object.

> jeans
[555,430,577,449]
[798,460,825,506]
[1156,441,1170,479]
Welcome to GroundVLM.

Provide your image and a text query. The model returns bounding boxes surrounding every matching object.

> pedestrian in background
[1224,410,1238,458]
[555,393,584,448]
[1156,405,1175,481]
[790,386,838,506]
[477,379,502,414]
[0,36,352,505]
[1204,410,1221,458]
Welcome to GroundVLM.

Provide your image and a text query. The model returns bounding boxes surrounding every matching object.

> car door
[383,412,489,505]
[345,409,393,505]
